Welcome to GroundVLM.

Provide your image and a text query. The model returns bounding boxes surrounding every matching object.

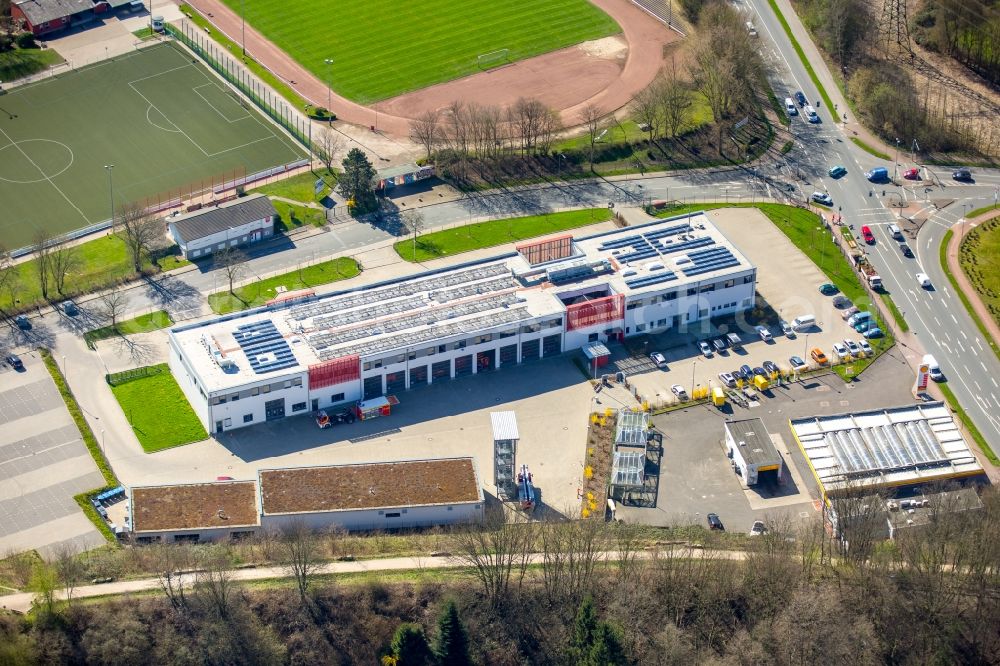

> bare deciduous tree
[539,516,606,605]
[152,542,193,612]
[32,229,54,301]
[403,210,426,260]
[315,127,345,173]
[195,549,238,618]
[215,246,249,295]
[279,522,321,605]
[449,510,533,607]
[410,109,443,161]
[98,288,128,332]
[48,240,80,296]
[0,245,19,313]
[53,543,84,606]
[658,59,693,139]
[581,103,605,168]
[633,85,664,144]
[117,203,162,273]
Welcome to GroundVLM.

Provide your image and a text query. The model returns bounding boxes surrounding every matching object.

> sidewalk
[943,209,1000,348]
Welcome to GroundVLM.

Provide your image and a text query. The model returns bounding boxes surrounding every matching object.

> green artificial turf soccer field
[0,42,305,249]
[221,0,620,104]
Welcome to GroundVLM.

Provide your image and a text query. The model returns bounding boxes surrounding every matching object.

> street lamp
[104,165,115,223]
[240,0,246,56]
[802,333,810,365]
[690,359,697,396]
[894,137,900,179]
[100,429,106,457]
[324,58,333,124]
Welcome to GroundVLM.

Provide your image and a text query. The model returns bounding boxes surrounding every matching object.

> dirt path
[944,209,1000,345]
[178,0,674,137]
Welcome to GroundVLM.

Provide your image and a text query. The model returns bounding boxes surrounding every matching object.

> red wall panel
[308,355,360,389]
[565,294,624,332]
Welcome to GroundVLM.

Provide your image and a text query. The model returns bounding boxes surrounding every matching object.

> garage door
[264,398,285,421]
[363,375,383,399]
[499,344,517,367]
[432,360,451,381]
[409,365,428,387]
[521,339,540,361]
[454,354,473,377]
[542,334,562,357]
[386,371,405,394]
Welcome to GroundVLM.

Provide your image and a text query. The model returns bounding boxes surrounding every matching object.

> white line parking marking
[982,361,989,372]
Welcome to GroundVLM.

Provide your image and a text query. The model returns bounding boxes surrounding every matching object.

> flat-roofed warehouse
[789,402,985,499]
[724,418,785,487]
[167,212,756,433]
[259,458,484,531]
[128,481,260,543]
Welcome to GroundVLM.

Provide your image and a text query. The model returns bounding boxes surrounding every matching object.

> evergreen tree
[586,622,627,666]
[337,147,378,214]
[572,596,598,654]
[434,600,471,666]
[391,623,434,666]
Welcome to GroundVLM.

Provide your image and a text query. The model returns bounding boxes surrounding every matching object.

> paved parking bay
[618,348,918,533]
[0,353,106,557]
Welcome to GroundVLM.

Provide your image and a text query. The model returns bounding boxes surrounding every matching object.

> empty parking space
[0,355,106,557]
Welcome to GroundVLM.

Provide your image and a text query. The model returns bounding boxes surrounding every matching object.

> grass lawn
[132,27,155,39]
[395,208,613,263]
[109,364,208,452]
[209,257,361,314]
[966,203,1000,220]
[959,217,1000,330]
[850,136,891,160]
[273,200,327,230]
[84,310,174,349]
[251,171,337,203]
[941,229,1000,362]
[1,234,188,313]
[218,0,619,103]
[0,47,64,81]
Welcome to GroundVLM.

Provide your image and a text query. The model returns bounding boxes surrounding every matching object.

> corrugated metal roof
[490,411,519,441]
[168,194,277,243]
[14,0,91,26]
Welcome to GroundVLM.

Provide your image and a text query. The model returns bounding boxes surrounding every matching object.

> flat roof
[259,458,482,515]
[790,402,984,494]
[725,418,780,466]
[490,411,519,441]
[615,410,649,447]
[887,486,982,531]
[130,481,259,533]
[169,212,753,393]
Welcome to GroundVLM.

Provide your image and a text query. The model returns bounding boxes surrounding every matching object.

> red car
[861,226,875,244]
[903,167,920,180]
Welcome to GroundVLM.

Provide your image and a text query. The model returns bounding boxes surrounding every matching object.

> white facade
[167,194,277,260]
[168,212,758,432]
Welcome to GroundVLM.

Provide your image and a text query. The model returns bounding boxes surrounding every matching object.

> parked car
[749,520,767,536]
[841,305,860,320]
[650,352,668,369]
[733,368,746,383]
[819,282,839,295]
[832,342,850,359]
[828,165,847,178]
[61,300,78,316]
[755,325,772,341]
[6,354,24,371]
[844,339,861,356]
[861,226,875,244]
[903,167,920,180]
[854,320,874,333]
[698,340,714,357]
[952,168,972,181]
[864,327,884,339]
[811,191,833,206]
[849,311,872,327]
[712,337,728,354]
[780,320,794,337]
[752,366,767,378]
[859,340,873,355]
[763,360,779,377]
[739,364,754,381]
[707,513,725,531]
[916,272,932,288]
[789,355,807,370]
[832,295,852,308]
[795,91,807,106]
[15,315,30,330]
[671,384,689,400]
[718,372,736,387]
[811,348,829,365]
[899,243,913,257]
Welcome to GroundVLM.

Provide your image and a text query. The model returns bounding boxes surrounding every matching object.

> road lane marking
[975,381,982,391]
[934,316,942,326]
[960,329,967,340]
[951,313,958,324]
[982,361,989,372]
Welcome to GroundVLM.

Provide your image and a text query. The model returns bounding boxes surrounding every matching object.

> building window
[243,414,253,423]
[635,324,646,332]
[331,392,345,402]
[218,396,227,404]
[663,291,677,301]
[175,534,200,543]
[283,380,291,389]
[626,302,640,311]
[724,279,735,288]
[447,506,453,511]
[385,512,401,518]
[231,394,239,401]
[292,378,302,387]
[687,288,697,296]
[251,387,259,396]
[261,385,270,394]
[291,402,307,412]
[744,275,754,283]
[224,418,232,427]
[699,308,708,318]
[657,318,667,326]
[700,284,714,293]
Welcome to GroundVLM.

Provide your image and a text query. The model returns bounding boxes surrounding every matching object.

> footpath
[943,209,1000,348]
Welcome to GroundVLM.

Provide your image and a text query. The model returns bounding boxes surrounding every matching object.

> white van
[791,314,816,331]
[784,97,797,115]
[805,105,819,123]
[923,354,944,381]
[746,21,758,37]
[888,223,902,239]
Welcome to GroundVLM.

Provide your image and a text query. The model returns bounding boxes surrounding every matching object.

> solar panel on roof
[656,237,714,255]
[233,320,297,374]
[625,272,679,289]
[642,223,690,241]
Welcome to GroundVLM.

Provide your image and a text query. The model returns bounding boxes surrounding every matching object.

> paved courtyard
[618,347,919,532]
[0,353,106,557]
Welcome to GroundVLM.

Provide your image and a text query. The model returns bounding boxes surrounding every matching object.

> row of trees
[913,0,1000,86]
[4,484,998,664]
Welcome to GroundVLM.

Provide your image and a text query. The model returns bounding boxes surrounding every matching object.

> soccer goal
[477,48,510,70]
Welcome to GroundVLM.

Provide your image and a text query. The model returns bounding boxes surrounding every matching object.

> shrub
[15,32,37,49]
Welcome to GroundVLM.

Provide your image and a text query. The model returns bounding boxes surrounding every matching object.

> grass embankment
[84,311,174,349]
[208,257,361,314]
[272,200,327,230]
[132,27,156,40]
[766,0,835,115]
[395,208,613,263]
[942,229,1000,362]
[965,203,1000,220]
[0,47,64,81]
[1,234,188,313]
[655,203,896,376]
[937,382,999,465]
[251,171,337,202]
[39,349,118,543]
[109,364,208,453]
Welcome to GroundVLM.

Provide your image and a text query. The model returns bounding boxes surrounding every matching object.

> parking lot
[617,347,918,532]
[0,353,106,557]
[623,207,873,406]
